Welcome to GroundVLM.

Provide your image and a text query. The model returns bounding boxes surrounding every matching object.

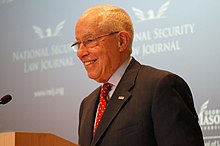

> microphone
[0,94,12,105]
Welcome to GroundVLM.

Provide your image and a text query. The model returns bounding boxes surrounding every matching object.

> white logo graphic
[32,20,66,39]
[198,100,220,131]
[198,100,209,124]
[132,0,171,22]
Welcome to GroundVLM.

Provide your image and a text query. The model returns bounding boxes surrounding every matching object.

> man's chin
[88,75,105,83]
[87,74,98,81]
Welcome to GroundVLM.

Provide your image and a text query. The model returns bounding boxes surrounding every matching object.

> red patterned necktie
[93,83,113,135]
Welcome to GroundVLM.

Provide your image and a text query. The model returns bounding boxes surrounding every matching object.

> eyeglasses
[71,31,119,49]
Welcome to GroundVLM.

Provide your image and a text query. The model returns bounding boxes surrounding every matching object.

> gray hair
[84,4,134,47]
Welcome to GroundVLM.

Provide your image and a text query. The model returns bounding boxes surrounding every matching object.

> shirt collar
[108,56,132,87]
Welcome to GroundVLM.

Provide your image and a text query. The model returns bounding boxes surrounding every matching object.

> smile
[84,59,97,66]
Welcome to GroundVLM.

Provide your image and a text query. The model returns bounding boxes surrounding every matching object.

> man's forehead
[75,21,99,39]
[76,19,98,33]
[75,14,102,35]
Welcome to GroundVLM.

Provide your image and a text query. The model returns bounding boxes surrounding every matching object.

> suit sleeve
[152,73,204,146]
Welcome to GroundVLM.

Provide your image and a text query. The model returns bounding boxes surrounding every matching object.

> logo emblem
[32,20,66,39]
[198,100,209,124]
[132,0,171,22]
[118,96,125,100]
[198,100,220,128]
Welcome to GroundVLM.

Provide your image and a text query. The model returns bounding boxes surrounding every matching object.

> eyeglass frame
[71,31,120,49]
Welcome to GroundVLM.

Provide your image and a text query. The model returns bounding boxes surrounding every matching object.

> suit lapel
[91,58,141,146]
[80,87,100,145]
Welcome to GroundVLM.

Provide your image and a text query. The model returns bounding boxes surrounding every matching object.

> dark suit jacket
[78,58,204,146]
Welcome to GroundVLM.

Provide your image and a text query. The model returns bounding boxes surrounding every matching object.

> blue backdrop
[0,0,219,145]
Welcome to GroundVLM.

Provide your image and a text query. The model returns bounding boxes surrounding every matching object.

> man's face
[75,14,122,83]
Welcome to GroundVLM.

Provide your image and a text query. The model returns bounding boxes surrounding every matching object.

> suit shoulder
[139,65,172,79]
[137,65,189,87]
[81,86,100,104]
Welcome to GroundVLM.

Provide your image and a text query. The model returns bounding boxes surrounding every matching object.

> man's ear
[118,31,130,52]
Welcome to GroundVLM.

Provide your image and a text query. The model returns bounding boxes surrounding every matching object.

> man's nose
[77,45,89,58]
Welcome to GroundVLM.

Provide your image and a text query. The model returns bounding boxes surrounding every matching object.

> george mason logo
[198,100,220,131]
[32,20,66,39]
[132,0,171,22]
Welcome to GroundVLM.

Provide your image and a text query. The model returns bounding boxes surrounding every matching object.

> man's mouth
[84,59,97,66]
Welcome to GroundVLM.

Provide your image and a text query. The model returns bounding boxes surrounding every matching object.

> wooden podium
[0,132,78,146]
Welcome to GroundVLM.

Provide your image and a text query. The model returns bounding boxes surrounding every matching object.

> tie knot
[101,83,113,98]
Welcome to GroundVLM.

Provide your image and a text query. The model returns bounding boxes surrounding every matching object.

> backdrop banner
[0,0,219,145]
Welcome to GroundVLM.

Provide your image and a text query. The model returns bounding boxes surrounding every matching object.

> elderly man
[72,4,204,146]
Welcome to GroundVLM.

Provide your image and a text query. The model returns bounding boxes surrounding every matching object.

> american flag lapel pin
[118,96,125,100]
